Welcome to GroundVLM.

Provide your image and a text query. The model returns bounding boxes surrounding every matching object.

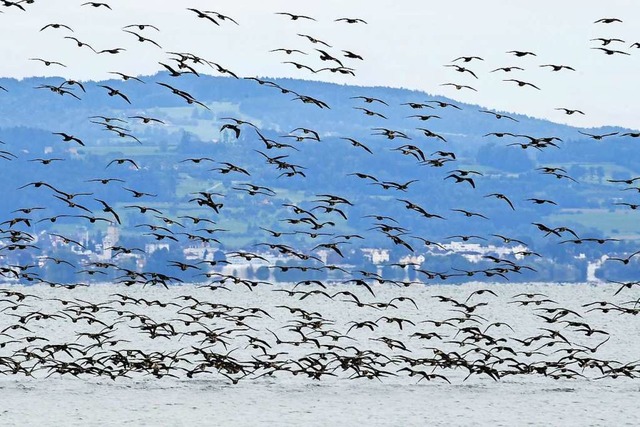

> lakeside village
[0,224,611,285]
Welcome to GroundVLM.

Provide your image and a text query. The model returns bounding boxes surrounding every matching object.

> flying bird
[594,18,622,24]
[98,48,126,55]
[40,23,74,32]
[29,58,66,67]
[98,85,131,104]
[335,17,367,24]
[350,96,388,106]
[106,158,139,169]
[340,137,373,154]
[298,34,332,47]
[123,24,160,31]
[270,48,307,55]
[479,110,518,122]
[485,193,515,210]
[491,66,524,72]
[591,47,630,56]
[590,38,625,46]
[503,79,540,90]
[440,83,477,92]
[204,11,239,25]
[81,2,112,9]
[444,64,478,78]
[539,64,575,71]
[556,108,584,115]
[507,50,536,57]
[187,8,220,25]
[452,56,483,62]
[122,30,162,48]
[52,132,84,146]
[276,12,316,21]
[578,130,619,140]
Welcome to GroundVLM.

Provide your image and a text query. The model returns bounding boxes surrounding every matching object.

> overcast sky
[1,0,638,129]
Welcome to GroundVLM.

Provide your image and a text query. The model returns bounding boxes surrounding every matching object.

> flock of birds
[0,284,637,382]
[0,2,639,384]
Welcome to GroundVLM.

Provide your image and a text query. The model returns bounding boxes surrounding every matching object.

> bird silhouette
[503,79,540,90]
[277,12,316,21]
[81,2,111,9]
[40,23,74,32]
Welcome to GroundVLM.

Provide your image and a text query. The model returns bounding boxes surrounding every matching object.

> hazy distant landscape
[1,74,639,283]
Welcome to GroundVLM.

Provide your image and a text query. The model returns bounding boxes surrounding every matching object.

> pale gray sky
[1,0,638,129]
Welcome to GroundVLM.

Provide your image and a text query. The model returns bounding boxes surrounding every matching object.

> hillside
[0,73,639,284]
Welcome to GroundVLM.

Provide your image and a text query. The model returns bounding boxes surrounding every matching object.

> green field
[549,209,640,238]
